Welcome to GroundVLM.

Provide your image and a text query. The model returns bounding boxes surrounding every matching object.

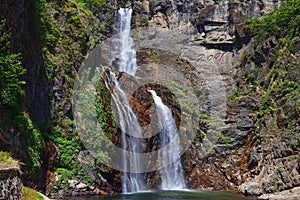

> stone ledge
[258,187,300,200]
[0,167,22,200]
[0,167,21,181]
[0,167,20,173]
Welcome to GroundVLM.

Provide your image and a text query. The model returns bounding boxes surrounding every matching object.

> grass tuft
[0,151,19,168]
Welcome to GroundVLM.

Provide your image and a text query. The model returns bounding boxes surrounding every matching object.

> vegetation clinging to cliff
[0,20,45,171]
[247,0,300,44]
[251,1,298,107]
[226,1,300,193]
[0,20,25,125]
[22,186,44,200]
[239,0,300,137]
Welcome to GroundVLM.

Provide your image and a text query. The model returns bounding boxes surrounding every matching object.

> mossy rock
[0,151,19,168]
[22,186,44,200]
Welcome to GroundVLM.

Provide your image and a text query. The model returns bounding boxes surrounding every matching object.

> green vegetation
[0,20,45,171]
[22,186,44,200]
[217,134,235,145]
[140,18,149,27]
[0,151,19,168]
[276,166,281,174]
[229,87,239,100]
[271,178,279,186]
[16,114,45,170]
[117,0,129,7]
[80,0,106,8]
[246,0,300,43]
[229,0,300,136]
[0,20,26,126]
[95,80,118,139]
[2,0,115,192]
[150,50,161,61]
[31,0,106,190]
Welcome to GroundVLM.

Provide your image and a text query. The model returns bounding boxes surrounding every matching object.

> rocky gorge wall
[132,0,279,42]
[0,168,22,200]
[127,0,300,197]
[0,0,299,199]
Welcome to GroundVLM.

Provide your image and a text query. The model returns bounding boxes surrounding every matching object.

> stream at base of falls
[64,190,256,200]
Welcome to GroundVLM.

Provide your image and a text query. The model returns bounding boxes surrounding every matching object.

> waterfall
[148,90,186,190]
[100,7,186,193]
[104,72,145,193]
[101,8,144,193]
[115,8,138,75]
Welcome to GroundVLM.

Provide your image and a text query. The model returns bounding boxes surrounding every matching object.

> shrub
[246,0,300,41]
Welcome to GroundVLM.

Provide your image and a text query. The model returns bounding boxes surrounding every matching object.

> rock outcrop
[0,168,23,200]
[133,0,280,44]
[258,187,300,200]
[129,0,300,198]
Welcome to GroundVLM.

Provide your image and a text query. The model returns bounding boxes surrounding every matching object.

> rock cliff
[0,0,299,199]
[129,0,299,197]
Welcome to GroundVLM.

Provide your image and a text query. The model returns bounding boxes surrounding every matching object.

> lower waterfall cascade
[149,90,186,190]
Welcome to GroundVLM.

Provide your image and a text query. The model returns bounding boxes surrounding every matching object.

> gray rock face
[0,168,23,200]
[258,187,300,200]
[239,182,262,195]
[239,134,300,196]
[133,0,280,44]
[76,183,87,190]
[131,0,299,197]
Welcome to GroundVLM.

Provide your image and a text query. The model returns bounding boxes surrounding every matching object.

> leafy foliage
[246,0,300,42]
[80,0,106,8]
[29,0,117,193]
[95,80,118,140]
[0,20,26,122]
[0,20,45,171]
[16,113,45,170]
[235,0,300,135]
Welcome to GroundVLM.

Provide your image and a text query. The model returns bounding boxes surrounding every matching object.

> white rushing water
[116,8,138,75]
[100,7,186,193]
[101,70,145,193]
[148,90,186,190]
[101,8,144,193]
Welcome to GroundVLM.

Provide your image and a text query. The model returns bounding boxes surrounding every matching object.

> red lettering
[198,52,227,62]
[218,51,226,62]
[207,55,213,61]
[214,52,221,60]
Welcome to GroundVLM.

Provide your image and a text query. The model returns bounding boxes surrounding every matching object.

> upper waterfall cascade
[113,8,138,75]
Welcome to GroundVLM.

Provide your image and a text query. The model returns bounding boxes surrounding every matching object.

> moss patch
[22,186,43,200]
[0,151,19,168]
